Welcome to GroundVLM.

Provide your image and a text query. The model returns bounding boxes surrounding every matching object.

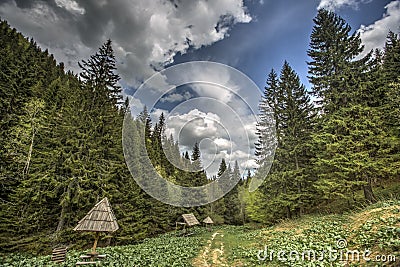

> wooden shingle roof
[73,197,119,232]
[203,216,214,224]
[182,213,200,227]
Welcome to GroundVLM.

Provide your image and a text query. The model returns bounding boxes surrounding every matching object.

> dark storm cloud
[0,0,252,88]
[14,0,36,9]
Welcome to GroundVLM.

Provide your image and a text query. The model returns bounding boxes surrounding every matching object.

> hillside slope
[1,200,399,266]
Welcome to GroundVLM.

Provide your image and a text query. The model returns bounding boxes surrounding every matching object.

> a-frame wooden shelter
[175,213,200,235]
[74,197,119,253]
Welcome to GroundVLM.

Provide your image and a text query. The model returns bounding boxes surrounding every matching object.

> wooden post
[92,232,100,254]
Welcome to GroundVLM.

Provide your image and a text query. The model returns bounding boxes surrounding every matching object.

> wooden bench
[51,247,67,263]
[76,261,98,265]
[76,254,106,265]
[79,254,106,260]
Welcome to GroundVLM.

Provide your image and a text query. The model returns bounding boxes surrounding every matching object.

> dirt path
[192,231,228,267]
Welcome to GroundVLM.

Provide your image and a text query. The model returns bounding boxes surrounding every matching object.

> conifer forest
[0,5,399,267]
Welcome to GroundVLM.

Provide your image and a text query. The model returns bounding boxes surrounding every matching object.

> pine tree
[251,62,314,222]
[382,31,400,83]
[0,21,191,250]
[237,170,251,225]
[206,159,227,224]
[307,9,370,112]
[308,12,395,204]
[223,161,241,224]
[255,69,279,165]
[138,106,152,142]
[191,142,201,171]
[277,61,315,216]
[78,39,122,106]
[217,158,227,177]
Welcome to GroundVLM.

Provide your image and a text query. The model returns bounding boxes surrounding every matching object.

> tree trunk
[56,183,71,232]
[286,206,291,219]
[56,204,66,232]
[284,184,291,219]
[23,128,35,179]
[294,152,303,217]
[363,177,377,203]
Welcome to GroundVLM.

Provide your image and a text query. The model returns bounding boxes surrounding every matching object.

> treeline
[247,9,400,224]
[0,7,399,253]
[127,107,248,226]
[0,19,246,253]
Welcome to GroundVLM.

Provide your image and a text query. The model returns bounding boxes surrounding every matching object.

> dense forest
[0,8,399,254]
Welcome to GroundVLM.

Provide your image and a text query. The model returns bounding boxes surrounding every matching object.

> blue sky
[172,0,396,90]
[1,0,399,176]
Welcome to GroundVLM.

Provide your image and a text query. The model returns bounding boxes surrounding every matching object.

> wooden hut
[203,216,214,231]
[175,213,200,235]
[182,214,200,226]
[74,197,119,253]
[203,216,213,224]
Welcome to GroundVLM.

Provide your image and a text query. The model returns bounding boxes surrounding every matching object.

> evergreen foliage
[307,9,370,112]
[0,12,399,253]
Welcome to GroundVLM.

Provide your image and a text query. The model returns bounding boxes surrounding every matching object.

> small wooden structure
[76,253,106,265]
[203,216,213,224]
[74,197,119,255]
[51,247,67,263]
[175,213,200,235]
[203,216,214,231]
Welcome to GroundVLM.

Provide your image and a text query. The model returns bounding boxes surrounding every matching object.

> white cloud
[165,62,240,103]
[0,0,252,88]
[166,109,221,146]
[127,96,145,115]
[160,61,260,114]
[241,159,259,169]
[358,1,400,57]
[160,91,192,103]
[317,0,370,11]
[164,108,257,177]
[214,138,233,151]
[55,0,85,15]
[244,121,258,148]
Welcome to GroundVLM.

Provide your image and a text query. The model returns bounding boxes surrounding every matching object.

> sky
[1,0,399,177]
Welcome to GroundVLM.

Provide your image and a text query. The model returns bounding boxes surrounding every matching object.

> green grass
[1,200,399,267]
[0,229,209,267]
[218,201,400,267]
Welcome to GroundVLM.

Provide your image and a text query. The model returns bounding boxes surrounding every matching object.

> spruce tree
[188,142,207,215]
[251,62,314,222]
[78,39,122,106]
[308,11,395,204]
[206,159,227,224]
[307,9,369,112]
[223,160,241,224]
[255,69,279,164]
[217,158,227,177]
[138,106,152,142]
[382,31,400,83]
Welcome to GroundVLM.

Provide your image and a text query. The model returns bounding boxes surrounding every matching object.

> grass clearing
[1,200,399,266]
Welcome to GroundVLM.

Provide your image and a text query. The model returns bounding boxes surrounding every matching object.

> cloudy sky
[1,0,399,177]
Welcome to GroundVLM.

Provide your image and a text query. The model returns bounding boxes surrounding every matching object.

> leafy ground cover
[0,229,209,267]
[1,200,399,267]
[216,200,400,267]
